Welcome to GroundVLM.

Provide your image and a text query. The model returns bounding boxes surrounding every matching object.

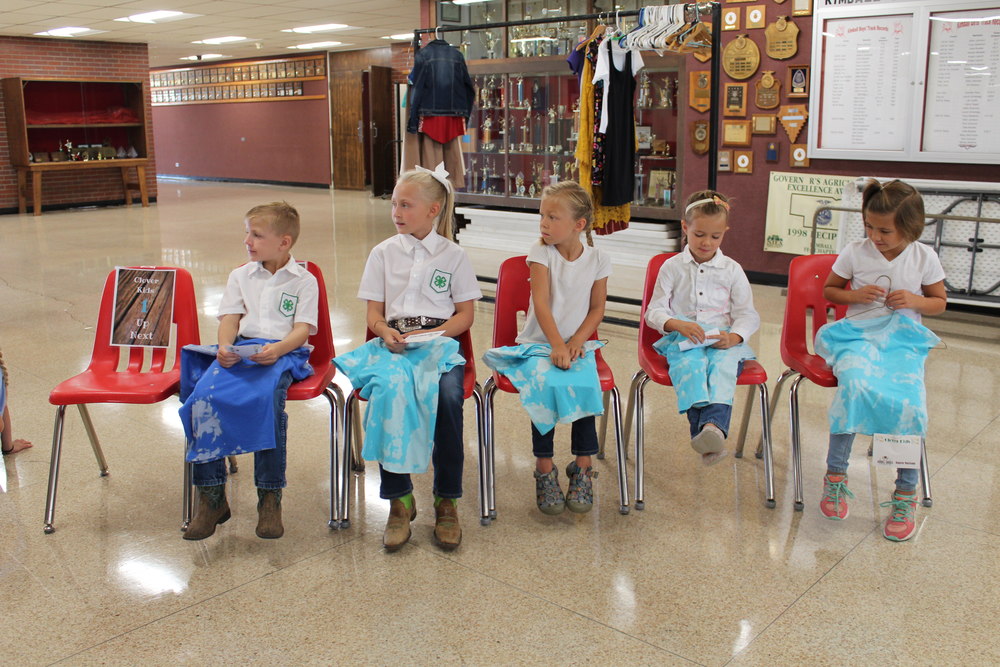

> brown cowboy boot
[256,489,284,539]
[184,484,230,540]
[433,498,461,550]
[383,496,416,551]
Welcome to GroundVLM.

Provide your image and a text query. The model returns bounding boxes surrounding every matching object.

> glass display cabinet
[456,58,682,219]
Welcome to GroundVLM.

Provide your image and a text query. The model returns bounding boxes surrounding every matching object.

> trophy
[479,79,491,110]
[516,171,526,197]
[655,77,674,109]
[638,71,652,109]
[552,161,561,183]
[520,117,532,152]
[480,162,490,194]
[470,156,478,191]
[482,117,493,152]
[480,30,498,59]
[513,76,525,109]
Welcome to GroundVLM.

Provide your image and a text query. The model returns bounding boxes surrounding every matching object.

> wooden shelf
[27,123,144,129]
[153,95,326,107]
[154,76,326,90]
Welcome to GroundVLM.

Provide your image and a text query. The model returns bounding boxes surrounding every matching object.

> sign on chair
[111,268,176,347]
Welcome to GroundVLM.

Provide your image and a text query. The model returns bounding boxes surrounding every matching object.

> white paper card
[677,328,721,352]
[872,433,922,469]
[405,330,445,345]
[230,344,263,359]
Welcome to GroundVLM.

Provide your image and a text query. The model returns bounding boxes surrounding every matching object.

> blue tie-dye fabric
[653,327,755,414]
[179,339,314,463]
[333,337,465,474]
[815,314,939,436]
[482,341,605,435]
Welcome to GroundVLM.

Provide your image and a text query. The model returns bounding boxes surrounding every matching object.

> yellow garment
[575,51,630,233]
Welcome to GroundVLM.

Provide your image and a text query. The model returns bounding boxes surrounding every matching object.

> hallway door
[330,70,365,190]
[367,66,395,196]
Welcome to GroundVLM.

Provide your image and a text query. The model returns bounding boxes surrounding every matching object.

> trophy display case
[456,56,682,220]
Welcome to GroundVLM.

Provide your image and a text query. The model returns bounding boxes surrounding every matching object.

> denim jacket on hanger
[406,38,475,134]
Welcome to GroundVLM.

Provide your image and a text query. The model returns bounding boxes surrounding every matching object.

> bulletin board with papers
[809,1,1000,165]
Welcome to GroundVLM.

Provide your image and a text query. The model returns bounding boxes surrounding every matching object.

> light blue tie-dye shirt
[482,341,605,435]
[653,326,755,414]
[334,337,465,474]
[815,314,939,436]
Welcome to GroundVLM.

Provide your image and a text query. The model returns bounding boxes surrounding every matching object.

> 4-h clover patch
[429,269,452,294]
[278,292,298,317]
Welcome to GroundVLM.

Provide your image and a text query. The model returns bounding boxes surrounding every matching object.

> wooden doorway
[367,66,395,197]
[329,70,364,190]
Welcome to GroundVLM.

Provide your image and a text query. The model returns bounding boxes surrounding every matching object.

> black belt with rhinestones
[387,316,446,333]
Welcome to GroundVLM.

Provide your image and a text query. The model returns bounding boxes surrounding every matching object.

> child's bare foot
[1,438,32,455]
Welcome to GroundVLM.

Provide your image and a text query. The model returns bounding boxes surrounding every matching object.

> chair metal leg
[340,394,358,528]
[326,385,345,529]
[788,374,807,511]
[43,406,67,533]
[623,369,645,450]
[633,374,650,510]
[474,382,490,526]
[608,386,630,514]
[483,378,498,521]
[759,367,795,457]
[757,383,776,508]
[597,391,610,460]
[350,401,365,471]
[76,404,108,475]
[733,384,756,459]
[919,437,933,508]
[182,460,193,530]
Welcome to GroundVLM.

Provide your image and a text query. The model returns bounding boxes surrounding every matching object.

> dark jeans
[686,403,733,439]
[531,416,599,458]
[379,364,465,500]
[193,370,293,490]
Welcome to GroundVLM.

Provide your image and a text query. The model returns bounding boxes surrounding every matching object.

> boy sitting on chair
[180,201,318,540]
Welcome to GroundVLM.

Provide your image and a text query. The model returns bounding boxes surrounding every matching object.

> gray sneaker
[565,461,597,513]
[534,467,566,515]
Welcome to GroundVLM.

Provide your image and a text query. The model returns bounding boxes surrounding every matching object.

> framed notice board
[809,0,1000,165]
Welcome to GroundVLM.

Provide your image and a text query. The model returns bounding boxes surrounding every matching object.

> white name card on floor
[872,434,922,469]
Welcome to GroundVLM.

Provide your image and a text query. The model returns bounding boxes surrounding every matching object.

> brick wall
[0,36,157,214]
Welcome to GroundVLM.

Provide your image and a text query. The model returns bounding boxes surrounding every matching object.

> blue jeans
[379,364,464,500]
[531,416,599,459]
[192,370,293,490]
[826,432,919,492]
[686,403,732,439]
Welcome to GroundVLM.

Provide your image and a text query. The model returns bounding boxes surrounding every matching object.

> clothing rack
[412,3,723,191]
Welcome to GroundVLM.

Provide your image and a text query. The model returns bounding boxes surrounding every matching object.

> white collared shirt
[644,246,760,342]
[218,255,319,339]
[358,229,482,320]
[832,239,945,322]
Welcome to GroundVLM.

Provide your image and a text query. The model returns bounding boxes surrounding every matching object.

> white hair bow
[415,161,452,192]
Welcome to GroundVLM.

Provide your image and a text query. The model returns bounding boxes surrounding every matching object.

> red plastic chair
[623,253,775,509]
[481,255,630,525]
[179,261,345,530]
[768,254,932,510]
[336,328,484,529]
[45,266,200,534]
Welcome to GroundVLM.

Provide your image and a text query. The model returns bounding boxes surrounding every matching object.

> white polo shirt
[358,229,482,320]
[517,242,612,345]
[644,247,760,342]
[832,239,946,322]
[218,256,319,339]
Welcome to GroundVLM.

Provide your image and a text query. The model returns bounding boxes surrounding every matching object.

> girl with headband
[644,190,760,465]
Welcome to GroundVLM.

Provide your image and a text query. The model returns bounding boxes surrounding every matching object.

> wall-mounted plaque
[765,16,799,59]
[689,71,712,112]
[754,70,781,109]
[722,35,761,80]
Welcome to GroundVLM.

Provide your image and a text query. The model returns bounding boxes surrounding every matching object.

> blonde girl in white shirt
[357,164,482,551]
[644,190,760,464]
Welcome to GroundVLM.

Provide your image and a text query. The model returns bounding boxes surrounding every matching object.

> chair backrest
[638,253,678,361]
[88,266,200,374]
[781,254,847,366]
[302,261,336,366]
[492,255,533,348]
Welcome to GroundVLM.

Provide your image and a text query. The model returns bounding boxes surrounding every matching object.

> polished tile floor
[1,181,998,665]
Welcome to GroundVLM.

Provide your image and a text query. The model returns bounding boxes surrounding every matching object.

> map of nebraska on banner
[763,172,856,255]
